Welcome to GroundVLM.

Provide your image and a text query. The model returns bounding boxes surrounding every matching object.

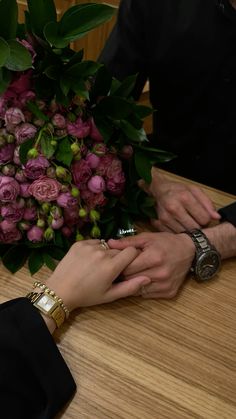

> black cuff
[218,201,236,227]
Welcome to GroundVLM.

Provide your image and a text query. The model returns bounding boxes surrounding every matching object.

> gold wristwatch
[26,291,66,328]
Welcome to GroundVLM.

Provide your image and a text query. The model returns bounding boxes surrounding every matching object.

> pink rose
[23,206,37,221]
[67,117,90,138]
[0,220,17,233]
[0,144,15,164]
[57,192,78,209]
[0,98,7,118]
[52,113,66,129]
[15,123,37,144]
[89,118,103,142]
[106,158,123,181]
[29,176,61,202]
[20,183,31,198]
[15,169,27,183]
[0,223,22,243]
[8,70,33,95]
[96,154,115,176]
[19,91,36,106]
[106,176,125,196]
[27,226,44,242]
[1,204,24,223]
[72,159,92,189]
[25,156,50,180]
[51,217,64,230]
[4,107,25,125]
[87,175,105,194]
[63,207,80,226]
[0,176,20,202]
[85,153,100,169]
[81,189,107,209]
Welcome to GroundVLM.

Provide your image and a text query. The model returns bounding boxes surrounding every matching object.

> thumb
[105,276,151,302]
[108,235,146,250]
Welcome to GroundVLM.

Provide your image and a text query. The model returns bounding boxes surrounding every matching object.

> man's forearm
[204,222,236,259]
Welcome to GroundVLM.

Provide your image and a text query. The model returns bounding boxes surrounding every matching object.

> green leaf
[111,74,137,98]
[2,245,29,274]
[5,40,32,71]
[65,61,101,79]
[134,104,153,119]
[0,67,11,94]
[94,97,134,120]
[133,143,176,161]
[28,250,44,275]
[43,252,56,271]
[134,150,152,184]
[0,0,18,39]
[27,0,57,38]
[27,101,49,122]
[40,135,55,159]
[71,79,89,99]
[55,137,73,167]
[19,137,35,165]
[120,120,148,142]
[47,247,66,261]
[0,38,9,67]
[90,65,112,101]
[44,21,68,49]
[59,4,116,41]
[60,75,71,96]
[65,49,84,68]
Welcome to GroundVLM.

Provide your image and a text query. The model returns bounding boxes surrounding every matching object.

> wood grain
[1,172,236,418]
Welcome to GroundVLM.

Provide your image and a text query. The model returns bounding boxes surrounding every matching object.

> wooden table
[1,172,236,419]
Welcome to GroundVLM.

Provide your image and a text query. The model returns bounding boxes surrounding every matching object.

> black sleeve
[0,298,76,419]
[218,201,236,227]
[99,0,148,99]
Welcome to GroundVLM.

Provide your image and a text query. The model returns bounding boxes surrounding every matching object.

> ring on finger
[100,239,109,250]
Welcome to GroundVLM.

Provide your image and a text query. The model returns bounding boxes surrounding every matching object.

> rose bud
[50,140,57,147]
[50,205,62,220]
[15,169,27,183]
[85,153,100,169]
[44,227,54,241]
[89,209,100,222]
[89,118,103,142]
[55,166,67,180]
[41,202,51,214]
[51,217,64,230]
[52,113,66,129]
[57,192,77,209]
[88,175,106,194]
[16,197,25,209]
[37,219,45,228]
[2,164,15,177]
[23,206,37,221]
[0,220,16,233]
[79,208,87,218]
[18,220,30,231]
[76,232,84,241]
[120,145,133,159]
[33,118,45,127]
[90,225,101,238]
[36,100,46,110]
[5,107,25,125]
[92,143,107,156]
[6,134,15,144]
[0,144,15,164]
[46,166,56,178]
[62,225,73,238]
[27,148,38,159]
[71,142,80,155]
[73,152,82,161]
[27,226,44,242]
[71,187,80,198]
[15,123,37,145]
[20,183,31,198]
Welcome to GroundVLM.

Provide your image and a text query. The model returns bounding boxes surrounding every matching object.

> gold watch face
[35,294,56,313]
[195,250,221,281]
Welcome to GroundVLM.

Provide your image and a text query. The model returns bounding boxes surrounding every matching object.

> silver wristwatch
[184,229,221,282]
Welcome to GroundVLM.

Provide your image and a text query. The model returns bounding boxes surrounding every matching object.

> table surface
[1,171,236,419]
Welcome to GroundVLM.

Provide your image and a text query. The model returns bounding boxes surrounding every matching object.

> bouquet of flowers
[0,0,173,274]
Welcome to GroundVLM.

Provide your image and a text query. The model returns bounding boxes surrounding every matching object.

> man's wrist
[203,222,236,259]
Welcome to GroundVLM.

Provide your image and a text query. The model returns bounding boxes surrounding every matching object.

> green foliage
[55,137,73,167]
[0,0,18,40]
[5,40,32,71]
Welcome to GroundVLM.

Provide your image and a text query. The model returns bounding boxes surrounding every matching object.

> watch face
[195,250,221,281]
[36,295,55,312]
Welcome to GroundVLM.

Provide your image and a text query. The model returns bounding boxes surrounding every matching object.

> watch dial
[196,251,221,281]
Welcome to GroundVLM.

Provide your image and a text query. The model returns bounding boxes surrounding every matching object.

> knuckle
[166,288,178,299]
[165,202,179,215]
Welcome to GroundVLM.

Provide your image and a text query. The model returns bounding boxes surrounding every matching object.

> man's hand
[108,232,195,299]
[140,168,220,233]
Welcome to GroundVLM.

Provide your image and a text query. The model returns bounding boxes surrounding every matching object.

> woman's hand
[46,240,151,311]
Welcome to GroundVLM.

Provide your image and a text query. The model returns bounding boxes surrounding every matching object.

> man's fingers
[110,247,141,278]
[108,235,148,250]
[190,187,221,220]
[105,276,151,302]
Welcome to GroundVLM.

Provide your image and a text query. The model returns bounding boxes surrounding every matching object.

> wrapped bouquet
[0,0,173,274]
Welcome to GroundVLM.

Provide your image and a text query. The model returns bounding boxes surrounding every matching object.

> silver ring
[100,239,109,250]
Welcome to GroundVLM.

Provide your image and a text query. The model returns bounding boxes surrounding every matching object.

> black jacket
[100,0,236,193]
[0,298,76,419]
